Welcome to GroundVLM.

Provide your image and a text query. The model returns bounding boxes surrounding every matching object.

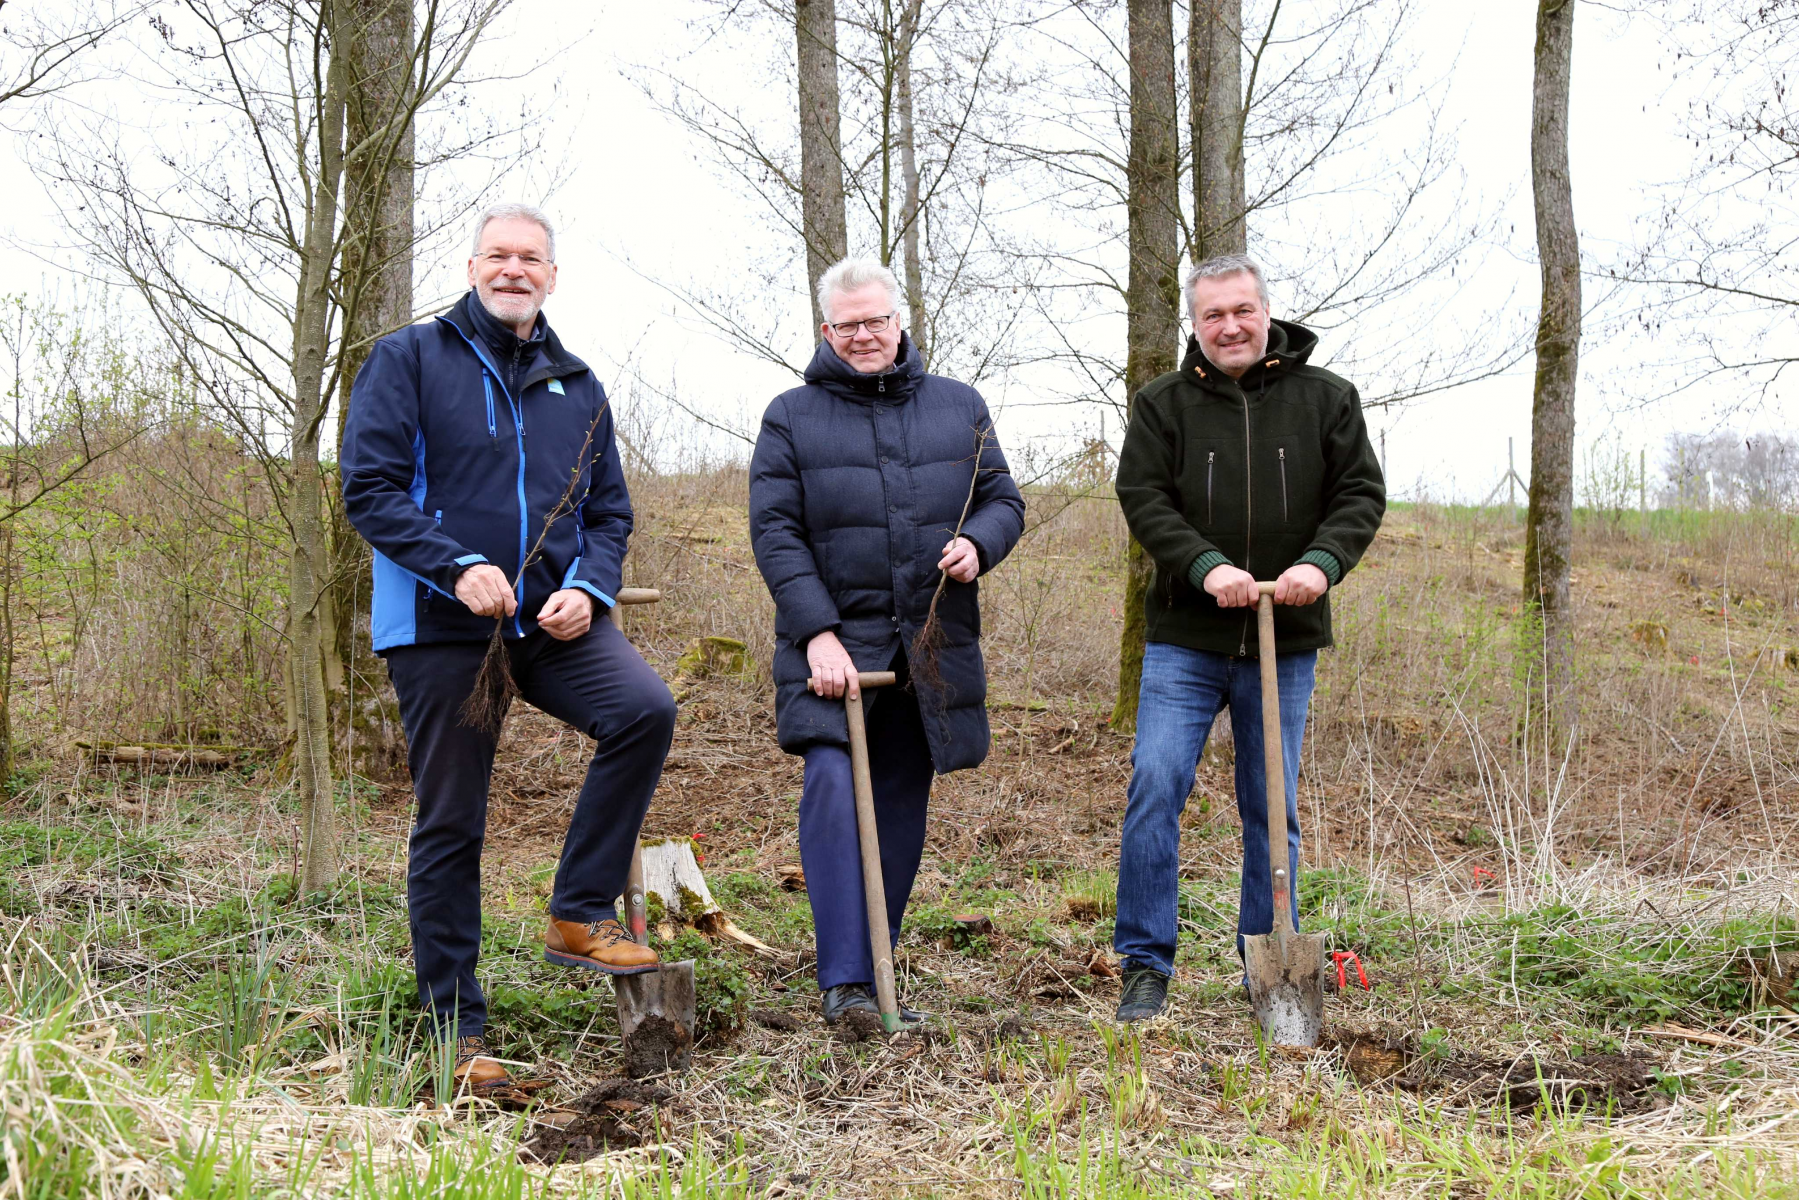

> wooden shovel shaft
[1256,586,1295,938]
[843,672,901,1033]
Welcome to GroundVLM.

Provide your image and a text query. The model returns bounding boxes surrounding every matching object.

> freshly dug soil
[518,1079,676,1166]
[622,1013,694,1078]
[751,1008,805,1032]
[1332,1028,1660,1113]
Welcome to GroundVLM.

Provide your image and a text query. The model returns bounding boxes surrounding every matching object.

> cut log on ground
[77,741,266,770]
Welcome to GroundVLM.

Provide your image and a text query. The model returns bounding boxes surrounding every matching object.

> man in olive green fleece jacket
[1111,254,1384,1023]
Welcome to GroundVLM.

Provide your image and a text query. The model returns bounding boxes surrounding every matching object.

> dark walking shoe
[820,983,925,1027]
[821,982,880,1025]
[1115,967,1170,1023]
[544,917,660,975]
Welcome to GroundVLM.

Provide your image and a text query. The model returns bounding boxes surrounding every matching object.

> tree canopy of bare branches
[1611,0,1798,405]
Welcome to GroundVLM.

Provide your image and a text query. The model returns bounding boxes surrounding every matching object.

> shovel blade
[615,959,698,1078]
[1243,931,1326,1048]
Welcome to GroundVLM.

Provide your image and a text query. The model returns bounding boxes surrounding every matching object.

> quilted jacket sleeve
[749,396,842,644]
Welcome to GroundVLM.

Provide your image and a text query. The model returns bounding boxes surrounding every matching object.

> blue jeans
[1114,641,1317,978]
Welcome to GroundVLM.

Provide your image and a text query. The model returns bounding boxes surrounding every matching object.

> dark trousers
[799,680,935,992]
[386,621,677,1037]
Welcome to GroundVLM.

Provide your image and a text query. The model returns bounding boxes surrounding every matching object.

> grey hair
[1185,253,1269,316]
[471,202,556,262]
[816,256,904,324]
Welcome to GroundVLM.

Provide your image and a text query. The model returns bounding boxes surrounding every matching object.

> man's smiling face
[822,281,903,374]
[1191,271,1271,379]
[467,216,557,336]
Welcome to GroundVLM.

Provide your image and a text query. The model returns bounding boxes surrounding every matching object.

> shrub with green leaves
[659,931,751,1040]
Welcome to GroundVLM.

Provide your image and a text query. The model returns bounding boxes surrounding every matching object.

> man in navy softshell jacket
[341,204,675,1094]
[749,257,1025,1027]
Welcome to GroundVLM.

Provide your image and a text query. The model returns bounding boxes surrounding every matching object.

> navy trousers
[799,678,935,992]
[385,620,677,1038]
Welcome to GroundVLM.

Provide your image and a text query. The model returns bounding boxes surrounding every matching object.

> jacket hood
[802,332,925,402]
[1179,317,1319,388]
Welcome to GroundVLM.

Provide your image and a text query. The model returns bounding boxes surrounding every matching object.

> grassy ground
[4,489,1798,1197]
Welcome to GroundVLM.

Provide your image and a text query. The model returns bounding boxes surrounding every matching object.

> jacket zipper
[439,318,529,638]
[1279,447,1289,523]
[425,510,443,610]
[1238,383,1253,657]
[1206,451,1216,525]
[482,374,497,438]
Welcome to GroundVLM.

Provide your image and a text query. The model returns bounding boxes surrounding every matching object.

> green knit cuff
[1187,551,1232,590]
[1297,550,1342,586]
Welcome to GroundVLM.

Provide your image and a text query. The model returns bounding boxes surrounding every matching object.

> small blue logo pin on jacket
[547,379,565,395]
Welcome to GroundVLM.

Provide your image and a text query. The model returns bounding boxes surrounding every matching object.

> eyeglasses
[826,313,895,337]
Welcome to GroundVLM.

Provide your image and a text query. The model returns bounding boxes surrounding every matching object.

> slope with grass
[2,487,1796,1196]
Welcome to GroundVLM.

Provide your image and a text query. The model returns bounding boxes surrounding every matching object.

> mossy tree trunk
[797,0,848,331]
[1112,0,1183,734]
[331,0,417,782]
[1524,0,1580,753]
[291,10,351,893]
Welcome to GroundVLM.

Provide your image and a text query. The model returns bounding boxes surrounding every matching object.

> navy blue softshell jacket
[749,335,1025,774]
[341,291,631,651]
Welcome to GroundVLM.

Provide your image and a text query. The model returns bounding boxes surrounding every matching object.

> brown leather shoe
[544,917,660,975]
[452,1035,511,1093]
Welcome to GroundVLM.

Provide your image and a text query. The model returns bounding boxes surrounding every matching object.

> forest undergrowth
[3,451,1798,1197]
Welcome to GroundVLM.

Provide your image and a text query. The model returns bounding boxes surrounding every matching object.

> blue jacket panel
[749,335,1025,773]
[341,291,632,651]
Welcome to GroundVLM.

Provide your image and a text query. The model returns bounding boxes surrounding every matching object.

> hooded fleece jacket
[1115,318,1385,656]
[340,291,632,651]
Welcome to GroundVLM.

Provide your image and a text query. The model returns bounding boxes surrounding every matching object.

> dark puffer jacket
[749,335,1025,773]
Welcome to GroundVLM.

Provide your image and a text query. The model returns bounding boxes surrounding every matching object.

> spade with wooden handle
[821,669,904,1034]
[1241,582,1327,1048]
[607,589,700,1076]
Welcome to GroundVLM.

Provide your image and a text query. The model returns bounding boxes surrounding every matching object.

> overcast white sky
[2,1,1788,501]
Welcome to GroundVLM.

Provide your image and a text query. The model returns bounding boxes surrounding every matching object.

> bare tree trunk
[1113,0,1182,735]
[332,0,415,781]
[797,0,848,329]
[896,0,927,366]
[292,14,351,892]
[1189,0,1245,259]
[1524,0,1580,749]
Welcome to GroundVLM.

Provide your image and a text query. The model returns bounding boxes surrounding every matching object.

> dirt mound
[518,1079,677,1166]
[1334,1029,1660,1113]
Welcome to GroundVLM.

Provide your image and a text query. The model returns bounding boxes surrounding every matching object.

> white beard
[479,287,540,329]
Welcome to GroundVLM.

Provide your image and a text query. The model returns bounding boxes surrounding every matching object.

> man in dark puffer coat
[750,256,1024,1026]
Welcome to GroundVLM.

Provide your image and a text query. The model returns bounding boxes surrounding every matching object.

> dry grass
[4,457,1798,1195]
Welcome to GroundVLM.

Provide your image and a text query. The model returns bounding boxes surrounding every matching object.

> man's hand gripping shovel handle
[809,669,902,1032]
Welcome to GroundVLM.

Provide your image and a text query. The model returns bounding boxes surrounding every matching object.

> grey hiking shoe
[820,983,924,1026]
[1115,967,1170,1022]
